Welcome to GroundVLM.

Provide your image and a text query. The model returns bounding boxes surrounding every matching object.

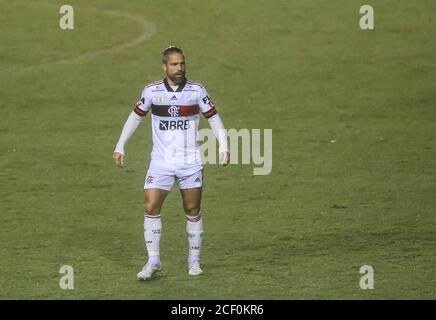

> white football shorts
[144,169,203,191]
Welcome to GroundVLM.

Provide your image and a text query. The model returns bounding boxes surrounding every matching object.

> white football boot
[188,261,203,276]
[137,262,162,280]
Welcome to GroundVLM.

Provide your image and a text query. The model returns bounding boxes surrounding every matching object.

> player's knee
[184,205,200,216]
[145,203,161,215]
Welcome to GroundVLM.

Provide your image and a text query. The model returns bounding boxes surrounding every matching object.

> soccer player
[112,46,230,280]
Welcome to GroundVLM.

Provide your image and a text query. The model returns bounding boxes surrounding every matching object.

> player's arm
[199,88,230,166]
[113,89,150,167]
[208,113,230,166]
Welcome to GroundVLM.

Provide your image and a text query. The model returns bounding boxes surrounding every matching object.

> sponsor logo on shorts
[146,176,154,184]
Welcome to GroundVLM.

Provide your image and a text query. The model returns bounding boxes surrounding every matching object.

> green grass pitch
[0,0,435,299]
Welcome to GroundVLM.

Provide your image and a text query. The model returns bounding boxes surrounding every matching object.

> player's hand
[112,152,124,167]
[220,151,230,167]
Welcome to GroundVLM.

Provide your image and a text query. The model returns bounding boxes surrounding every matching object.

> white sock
[186,213,203,265]
[144,213,162,266]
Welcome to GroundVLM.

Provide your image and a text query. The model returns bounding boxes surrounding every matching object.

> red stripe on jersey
[202,106,217,119]
[146,80,164,88]
[178,105,199,116]
[134,104,148,117]
[186,80,204,89]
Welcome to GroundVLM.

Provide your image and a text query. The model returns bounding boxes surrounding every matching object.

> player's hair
[162,46,184,64]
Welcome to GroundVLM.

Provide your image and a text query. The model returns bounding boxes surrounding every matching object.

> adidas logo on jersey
[170,95,177,100]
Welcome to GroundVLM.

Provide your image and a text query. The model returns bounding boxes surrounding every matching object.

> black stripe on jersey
[151,105,174,117]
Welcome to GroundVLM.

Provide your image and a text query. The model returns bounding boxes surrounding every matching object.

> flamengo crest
[168,106,179,117]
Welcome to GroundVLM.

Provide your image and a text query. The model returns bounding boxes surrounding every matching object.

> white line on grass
[0,2,156,74]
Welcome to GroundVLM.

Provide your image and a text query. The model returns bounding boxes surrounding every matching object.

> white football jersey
[134,78,218,175]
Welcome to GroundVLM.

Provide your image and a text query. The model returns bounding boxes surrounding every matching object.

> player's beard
[168,72,186,85]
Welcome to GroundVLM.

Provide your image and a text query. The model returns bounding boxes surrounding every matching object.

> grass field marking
[59,265,74,290]
[0,1,156,74]
[359,265,375,290]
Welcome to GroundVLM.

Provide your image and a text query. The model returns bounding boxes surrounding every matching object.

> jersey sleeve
[198,86,218,119]
[133,87,152,117]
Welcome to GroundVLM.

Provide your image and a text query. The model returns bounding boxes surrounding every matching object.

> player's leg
[138,172,173,280]
[144,187,169,263]
[178,170,204,275]
[180,187,203,275]
[145,187,169,214]
[180,186,202,216]
[137,188,169,280]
